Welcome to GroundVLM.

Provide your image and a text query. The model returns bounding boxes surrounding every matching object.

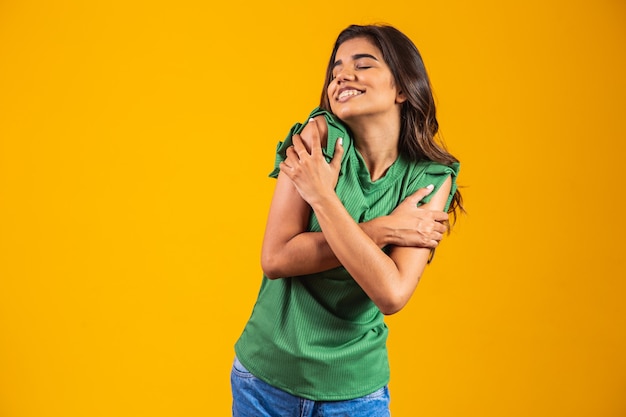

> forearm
[309,178,453,314]
[261,169,390,279]
[262,218,390,279]
[310,192,410,314]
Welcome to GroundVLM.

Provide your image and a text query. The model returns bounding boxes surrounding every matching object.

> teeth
[338,89,362,100]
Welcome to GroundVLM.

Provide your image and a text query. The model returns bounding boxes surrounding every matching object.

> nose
[335,67,355,83]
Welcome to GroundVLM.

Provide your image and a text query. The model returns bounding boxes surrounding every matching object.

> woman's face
[327,37,406,124]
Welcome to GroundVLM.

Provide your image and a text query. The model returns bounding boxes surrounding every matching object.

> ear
[395,89,407,104]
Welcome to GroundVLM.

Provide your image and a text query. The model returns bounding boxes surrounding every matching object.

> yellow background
[1,0,625,416]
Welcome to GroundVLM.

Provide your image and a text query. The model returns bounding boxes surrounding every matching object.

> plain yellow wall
[1,0,625,416]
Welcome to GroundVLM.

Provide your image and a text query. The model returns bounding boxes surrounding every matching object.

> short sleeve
[417,161,460,211]
[269,107,351,179]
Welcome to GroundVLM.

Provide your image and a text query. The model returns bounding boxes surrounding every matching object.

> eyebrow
[332,53,379,69]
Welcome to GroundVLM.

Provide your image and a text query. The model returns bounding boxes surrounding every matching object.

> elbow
[376,292,410,316]
[378,300,406,316]
[260,252,283,280]
[375,277,422,315]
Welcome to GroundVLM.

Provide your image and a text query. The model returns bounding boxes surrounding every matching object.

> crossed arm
[260,117,451,314]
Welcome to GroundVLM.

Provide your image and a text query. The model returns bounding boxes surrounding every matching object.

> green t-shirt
[234,107,459,401]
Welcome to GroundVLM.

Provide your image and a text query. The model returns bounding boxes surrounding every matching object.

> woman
[233,24,462,416]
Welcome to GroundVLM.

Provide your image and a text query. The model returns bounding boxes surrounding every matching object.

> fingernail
[338,137,343,146]
[426,184,434,190]
[309,118,315,122]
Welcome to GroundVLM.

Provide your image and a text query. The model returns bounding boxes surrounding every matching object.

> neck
[348,115,401,182]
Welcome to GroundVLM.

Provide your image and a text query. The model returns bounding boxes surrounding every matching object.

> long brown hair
[320,24,464,221]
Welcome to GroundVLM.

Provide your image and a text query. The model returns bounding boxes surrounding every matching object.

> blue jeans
[231,357,391,417]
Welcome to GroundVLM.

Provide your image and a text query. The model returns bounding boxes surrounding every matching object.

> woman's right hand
[383,186,449,248]
[280,117,344,206]
[299,115,328,151]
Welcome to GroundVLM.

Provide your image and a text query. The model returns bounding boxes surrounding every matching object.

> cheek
[327,82,335,98]
[328,100,338,114]
[326,84,337,105]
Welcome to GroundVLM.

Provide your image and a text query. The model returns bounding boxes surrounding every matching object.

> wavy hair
[320,24,464,221]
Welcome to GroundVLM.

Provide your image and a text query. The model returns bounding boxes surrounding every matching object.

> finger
[419,237,438,249]
[430,211,449,223]
[405,185,435,205]
[432,221,447,234]
[279,161,293,175]
[307,118,323,157]
[329,137,344,171]
[285,145,299,161]
[291,134,308,157]
[432,230,444,242]
[299,122,314,153]
[283,154,298,170]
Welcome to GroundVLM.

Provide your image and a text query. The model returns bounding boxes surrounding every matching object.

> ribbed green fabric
[235,107,459,401]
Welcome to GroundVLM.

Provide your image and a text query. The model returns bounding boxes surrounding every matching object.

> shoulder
[409,159,460,176]
[269,107,352,178]
[405,159,460,207]
[405,159,459,183]
[309,107,353,159]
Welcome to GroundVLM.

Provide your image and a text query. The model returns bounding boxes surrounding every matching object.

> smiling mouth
[338,89,364,100]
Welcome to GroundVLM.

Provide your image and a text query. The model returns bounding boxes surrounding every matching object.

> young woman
[232,24,462,416]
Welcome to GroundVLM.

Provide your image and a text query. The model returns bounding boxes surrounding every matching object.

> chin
[331,105,357,122]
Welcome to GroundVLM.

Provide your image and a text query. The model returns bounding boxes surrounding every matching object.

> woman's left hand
[280,118,344,206]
